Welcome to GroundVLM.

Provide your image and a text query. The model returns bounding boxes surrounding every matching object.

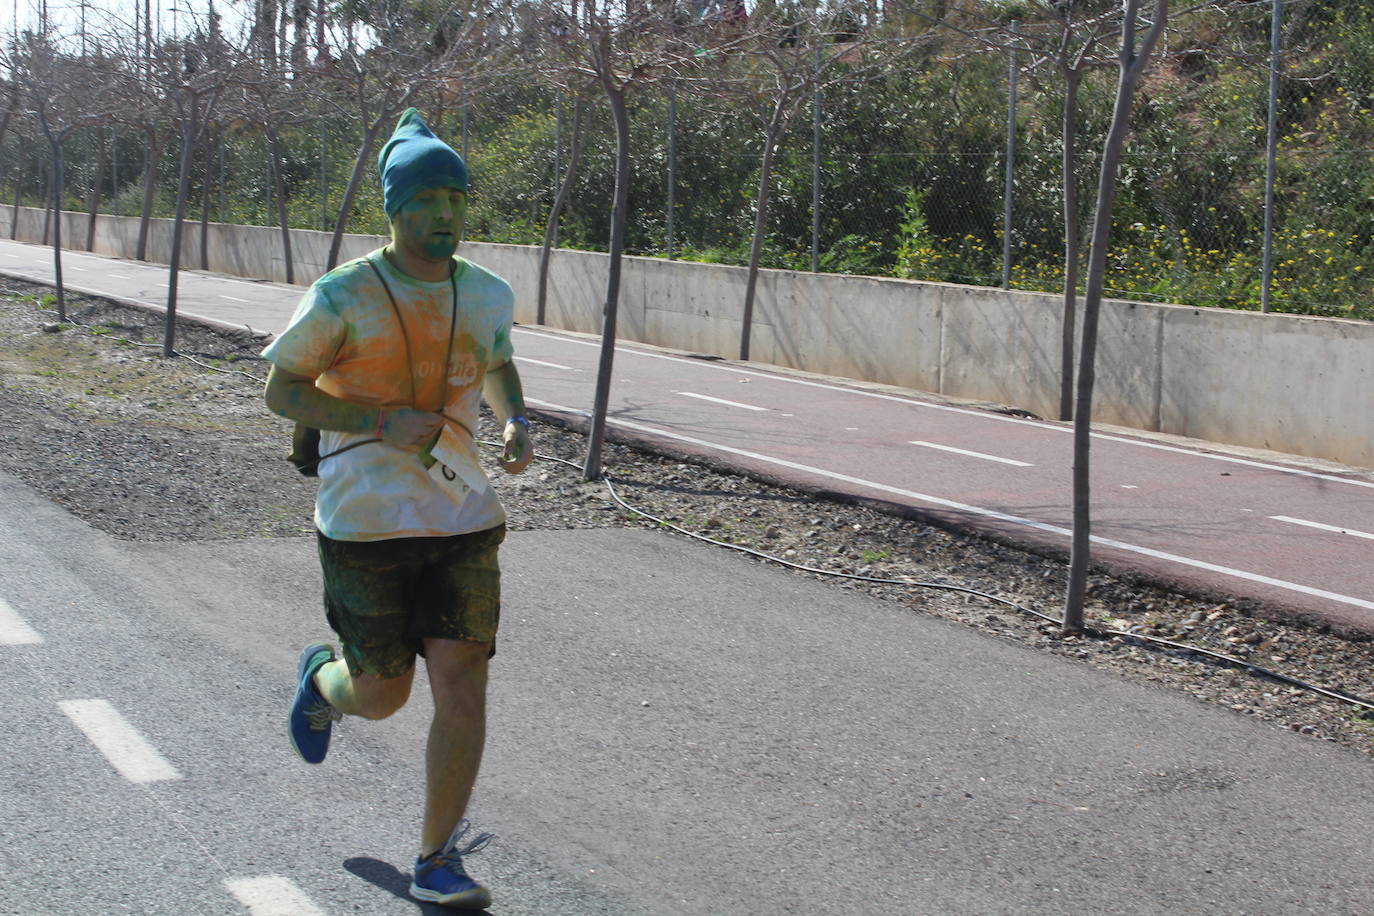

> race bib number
[429,424,491,505]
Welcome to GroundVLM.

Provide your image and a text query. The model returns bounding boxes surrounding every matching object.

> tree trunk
[582,79,630,482]
[164,101,198,357]
[137,133,160,261]
[1058,69,1082,422]
[267,126,295,283]
[326,124,381,270]
[1064,0,1168,634]
[86,126,107,252]
[537,95,586,325]
[47,131,66,321]
[740,95,789,361]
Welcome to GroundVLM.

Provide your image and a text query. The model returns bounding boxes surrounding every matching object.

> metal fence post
[319,118,328,231]
[1002,20,1019,290]
[667,80,676,259]
[811,43,821,274]
[217,132,225,222]
[553,91,562,249]
[1261,0,1282,313]
[461,104,470,163]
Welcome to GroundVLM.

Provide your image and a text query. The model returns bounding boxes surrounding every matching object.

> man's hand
[380,407,444,450]
[499,419,533,474]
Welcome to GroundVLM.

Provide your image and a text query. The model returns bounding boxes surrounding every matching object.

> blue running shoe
[410,819,494,909]
[288,642,340,764]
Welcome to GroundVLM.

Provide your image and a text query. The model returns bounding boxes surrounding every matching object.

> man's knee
[425,638,491,698]
[353,671,413,720]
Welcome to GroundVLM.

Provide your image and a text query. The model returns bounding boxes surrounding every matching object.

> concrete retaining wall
[5,206,1370,468]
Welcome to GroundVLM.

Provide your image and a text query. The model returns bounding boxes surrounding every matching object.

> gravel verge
[2,278,1373,758]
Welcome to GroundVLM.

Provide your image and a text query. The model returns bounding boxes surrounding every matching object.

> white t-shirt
[262,249,515,541]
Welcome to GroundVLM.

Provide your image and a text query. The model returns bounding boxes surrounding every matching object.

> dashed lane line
[224,876,328,916]
[0,596,42,645]
[516,356,575,370]
[1270,515,1374,541]
[527,397,1374,613]
[676,391,768,411]
[911,440,1033,467]
[514,327,1374,489]
[58,698,181,784]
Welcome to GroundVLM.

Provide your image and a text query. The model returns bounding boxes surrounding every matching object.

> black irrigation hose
[508,443,1374,717]
[60,315,267,382]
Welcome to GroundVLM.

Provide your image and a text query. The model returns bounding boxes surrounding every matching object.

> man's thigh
[316,526,505,677]
[412,525,506,648]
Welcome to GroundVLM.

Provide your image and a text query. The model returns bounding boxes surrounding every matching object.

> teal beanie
[377,108,468,217]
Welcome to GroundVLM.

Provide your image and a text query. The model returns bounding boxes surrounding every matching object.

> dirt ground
[2,278,1373,759]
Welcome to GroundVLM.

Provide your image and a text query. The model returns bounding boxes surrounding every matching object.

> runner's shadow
[344,857,492,914]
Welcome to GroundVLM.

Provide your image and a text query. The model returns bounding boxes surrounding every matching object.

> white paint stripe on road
[67,266,87,272]
[58,699,181,783]
[911,441,1032,467]
[0,241,298,292]
[528,397,1374,612]
[220,295,251,303]
[0,596,42,645]
[677,391,768,411]
[515,328,1374,489]
[224,876,328,916]
[107,273,131,279]
[1270,515,1374,541]
[516,356,574,370]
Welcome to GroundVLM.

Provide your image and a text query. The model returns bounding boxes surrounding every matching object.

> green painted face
[391,187,467,264]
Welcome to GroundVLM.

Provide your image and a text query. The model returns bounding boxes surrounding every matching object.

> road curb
[0,266,275,340]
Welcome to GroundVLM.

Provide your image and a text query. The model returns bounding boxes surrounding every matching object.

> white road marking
[67,266,87,272]
[58,699,181,783]
[677,391,768,411]
[220,295,250,303]
[0,241,298,291]
[224,877,328,916]
[516,356,574,370]
[1121,485,1139,489]
[911,441,1033,467]
[1270,515,1374,541]
[514,328,1374,489]
[527,397,1374,612]
[108,273,131,279]
[0,596,42,645]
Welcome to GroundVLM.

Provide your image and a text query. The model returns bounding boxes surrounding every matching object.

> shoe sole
[288,642,334,764]
[409,882,492,909]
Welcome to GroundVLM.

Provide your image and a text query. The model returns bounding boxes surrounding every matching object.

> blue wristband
[506,415,530,429]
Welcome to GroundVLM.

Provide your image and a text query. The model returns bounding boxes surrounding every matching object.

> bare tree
[230,39,310,283]
[152,14,235,356]
[1062,0,1168,634]
[703,2,921,360]
[312,0,505,271]
[5,29,121,320]
[534,0,755,480]
[535,87,590,326]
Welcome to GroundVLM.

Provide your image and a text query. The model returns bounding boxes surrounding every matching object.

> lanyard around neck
[367,254,459,412]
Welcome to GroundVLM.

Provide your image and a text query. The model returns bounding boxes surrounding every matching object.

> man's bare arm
[482,360,532,473]
[264,365,441,449]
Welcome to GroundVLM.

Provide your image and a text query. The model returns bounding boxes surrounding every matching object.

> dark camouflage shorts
[316,524,505,678]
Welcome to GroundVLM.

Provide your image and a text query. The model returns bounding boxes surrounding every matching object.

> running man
[262,108,532,909]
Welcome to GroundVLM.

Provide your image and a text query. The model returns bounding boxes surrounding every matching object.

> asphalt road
[3,239,1373,635]
[7,468,1374,914]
